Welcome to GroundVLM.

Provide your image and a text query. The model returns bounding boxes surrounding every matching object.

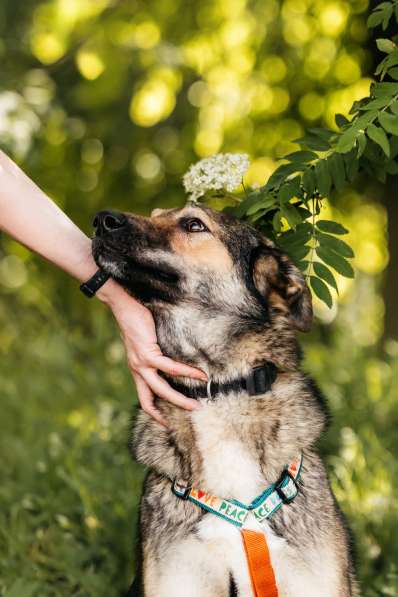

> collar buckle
[246,364,276,396]
[275,470,298,504]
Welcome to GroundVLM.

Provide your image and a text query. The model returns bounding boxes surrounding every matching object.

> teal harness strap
[172,453,303,528]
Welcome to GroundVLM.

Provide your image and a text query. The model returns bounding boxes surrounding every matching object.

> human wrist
[95,276,123,306]
[96,276,147,316]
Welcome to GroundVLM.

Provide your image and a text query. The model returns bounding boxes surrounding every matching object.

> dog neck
[151,301,301,385]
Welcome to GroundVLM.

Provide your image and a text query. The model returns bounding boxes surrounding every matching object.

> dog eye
[182,218,208,233]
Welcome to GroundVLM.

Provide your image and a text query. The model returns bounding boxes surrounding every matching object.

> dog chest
[191,399,266,504]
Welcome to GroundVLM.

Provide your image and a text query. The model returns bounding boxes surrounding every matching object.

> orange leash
[241,529,278,597]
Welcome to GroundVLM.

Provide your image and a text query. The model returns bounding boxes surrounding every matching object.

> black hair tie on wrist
[80,269,110,298]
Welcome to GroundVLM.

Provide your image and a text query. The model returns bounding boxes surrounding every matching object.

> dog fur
[92,204,359,597]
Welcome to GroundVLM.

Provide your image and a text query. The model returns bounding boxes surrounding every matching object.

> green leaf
[349,100,361,114]
[245,195,276,215]
[308,127,335,141]
[388,67,398,79]
[279,235,311,250]
[310,276,333,308]
[375,2,394,11]
[357,131,367,157]
[335,128,358,153]
[376,38,396,54]
[263,162,304,191]
[316,220,348,235]
[316,247,355,278]
[382,3,393,29]
[378,111,398,134]
[317,232,354,258]
[230,194,257,218]
[367,9,386,28]
[373,82,398,96]
[280,203,303,228]
[285,243,310,261]
[353,111,377,128]
[385,160,398,174]
[295,206,312,219]
[375,166,387,183]
[384,50,398,70]
[293,134,330,151]
[296,221,313,234]
[375,56,389,77]
[278,236,311,259]
[328,153,346,191]
[278,185,295,204]
[278,226,312,250]
[272,210,282,232]
[366,123,390,157]
[335,113,349,128]
[390,135,398,158]
[243,202,264,216]
[250,207,277,222]
[278,176,301,203]
[313,262,339,293]
[302,167,316,196]
[315,160,332,196]
[390,99,398,115]
[343,152,359,182]
[285,150,318,162]
[296,260,310,273]
[363,158,388,182]
[360,98,390,110]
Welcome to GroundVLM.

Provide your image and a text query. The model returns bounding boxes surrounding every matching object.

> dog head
[92,204,312,371]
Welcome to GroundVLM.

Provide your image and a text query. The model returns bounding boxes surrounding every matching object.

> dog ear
[252,246,313,332]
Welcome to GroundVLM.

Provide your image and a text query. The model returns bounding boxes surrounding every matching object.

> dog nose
[93,210,127,235]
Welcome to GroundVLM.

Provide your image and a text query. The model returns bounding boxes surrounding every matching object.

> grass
[0,291,144,596]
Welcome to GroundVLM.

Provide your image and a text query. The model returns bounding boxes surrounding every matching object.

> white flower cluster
[182,153,250,200]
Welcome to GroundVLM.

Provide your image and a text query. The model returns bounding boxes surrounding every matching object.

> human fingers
[151,354,207,381]
[133,372,169,427]
[140,369,201,412]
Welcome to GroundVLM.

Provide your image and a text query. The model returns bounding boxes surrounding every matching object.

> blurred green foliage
[0,0,397,595]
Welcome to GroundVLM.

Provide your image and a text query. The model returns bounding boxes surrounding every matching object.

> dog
[92,203,359,597]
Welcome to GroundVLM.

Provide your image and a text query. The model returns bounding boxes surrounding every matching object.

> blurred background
[0,0,397,595]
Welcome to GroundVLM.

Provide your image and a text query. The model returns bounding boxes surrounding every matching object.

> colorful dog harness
[172,454,303,596]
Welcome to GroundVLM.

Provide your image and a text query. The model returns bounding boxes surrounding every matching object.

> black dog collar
[169,362,278,400]
[80,269,110,298]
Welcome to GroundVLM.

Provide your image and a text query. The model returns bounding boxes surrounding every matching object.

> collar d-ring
[206,379,213,400]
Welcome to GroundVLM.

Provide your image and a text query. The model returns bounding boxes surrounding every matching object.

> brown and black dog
[92,204,358,597]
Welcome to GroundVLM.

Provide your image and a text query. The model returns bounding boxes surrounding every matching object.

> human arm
[0,150,205,423]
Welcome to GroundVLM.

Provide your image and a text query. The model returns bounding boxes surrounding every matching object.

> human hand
[98,280,207,426]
